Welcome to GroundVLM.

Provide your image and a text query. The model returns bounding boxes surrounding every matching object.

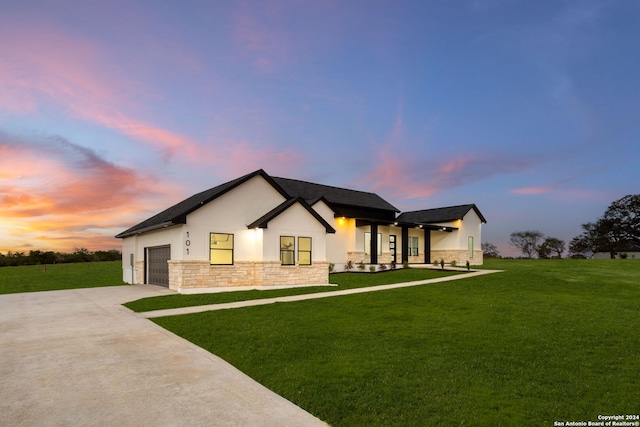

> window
[298,237,312,265]
[468,236,474,258]
[409,236,419,256]
[364,232,382,256]
[280,236,295,265]
[210,233,233,265]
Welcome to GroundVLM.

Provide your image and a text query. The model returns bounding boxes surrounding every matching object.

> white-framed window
[364,232,382,256]
[468,236,474,258]
[210,233,233,265]
[409,236,419,256]
[298,237,312,265]
[280,236,295,265]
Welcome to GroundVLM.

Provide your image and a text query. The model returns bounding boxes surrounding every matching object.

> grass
[123,268,461,312]
[152,259,640,426]
[0,261,126,294]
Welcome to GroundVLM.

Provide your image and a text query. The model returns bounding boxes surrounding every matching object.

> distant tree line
[490,194,639,259]
[0,248,121,267]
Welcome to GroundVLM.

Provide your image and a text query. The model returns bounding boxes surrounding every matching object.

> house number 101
[185,232,190,254]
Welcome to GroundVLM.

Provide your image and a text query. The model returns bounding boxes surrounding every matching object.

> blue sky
[1,0,638,256]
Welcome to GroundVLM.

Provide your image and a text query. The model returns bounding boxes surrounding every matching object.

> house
[116,169,486,292]
[593,238,640,259]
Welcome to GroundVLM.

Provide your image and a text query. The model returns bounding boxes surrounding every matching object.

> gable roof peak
[397,204,486,224]
[115,169,286,238]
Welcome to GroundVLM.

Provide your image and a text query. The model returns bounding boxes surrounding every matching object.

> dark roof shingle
[116,170,285,238]
[116,170,395,238]
[397,204,486,224]
[272,177,399,213]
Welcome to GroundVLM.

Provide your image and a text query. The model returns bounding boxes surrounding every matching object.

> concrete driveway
[0,285,327,427]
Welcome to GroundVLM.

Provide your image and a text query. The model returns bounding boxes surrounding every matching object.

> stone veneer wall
[348,250,484,267]
[430,250,484,266]
[135,260,144,285]
[167,260,329,291]
[347,251,395,265]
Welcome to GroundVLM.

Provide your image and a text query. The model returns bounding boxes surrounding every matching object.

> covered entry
[146,245,170,287]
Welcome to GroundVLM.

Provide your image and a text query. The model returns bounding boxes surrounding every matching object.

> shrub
[379,263,387,271]
[369,266,376,273]
[358,260,365,271]
[345,260,353,271]
[328,263,335,273]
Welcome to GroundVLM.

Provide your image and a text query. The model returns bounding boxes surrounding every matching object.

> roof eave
[115,221,180,239]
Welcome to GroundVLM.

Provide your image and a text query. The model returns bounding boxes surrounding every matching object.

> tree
[481,242,500,258]
[537,237,565,259]
[569,195,640,259]
[569,224,595,258]
[510,230,544,258]
[71,247,92,262]
[603,194,640,240]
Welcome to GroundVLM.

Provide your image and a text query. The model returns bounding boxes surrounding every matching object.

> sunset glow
[1,1,638,256]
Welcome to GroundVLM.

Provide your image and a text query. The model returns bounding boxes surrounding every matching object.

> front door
[389,235,397,264]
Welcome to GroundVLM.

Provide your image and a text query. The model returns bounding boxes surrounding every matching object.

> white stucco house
[116,169,486,292]
[593,238,640,259]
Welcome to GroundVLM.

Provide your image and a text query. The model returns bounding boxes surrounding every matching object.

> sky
[1,0,639,257]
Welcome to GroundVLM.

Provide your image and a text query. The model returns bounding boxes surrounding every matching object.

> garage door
[147,245,170,287]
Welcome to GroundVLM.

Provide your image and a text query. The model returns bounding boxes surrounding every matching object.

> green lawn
[124,268,461,312]
[0,261,126,294]
[153,259,640,426]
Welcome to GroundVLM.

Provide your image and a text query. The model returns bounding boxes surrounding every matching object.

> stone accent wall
[430,250,484,266]
[168,260,329,291]
[347,251,484,267]
[135,260,144,285]
[347,251,395,265]
[347,251,367,264]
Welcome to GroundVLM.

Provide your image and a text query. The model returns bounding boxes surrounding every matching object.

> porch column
[401,226,409,264]
[370,223,378,264]
[424,229,431,264]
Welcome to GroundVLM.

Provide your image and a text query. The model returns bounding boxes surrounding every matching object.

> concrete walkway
[0,285,328,427]
[142,269,502,318]
[0,269,501,426]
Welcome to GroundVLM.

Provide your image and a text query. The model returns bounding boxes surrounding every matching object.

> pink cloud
[354,110,537,201]
[0,24,202,162]
[511,186,553,195]
[0,133,184,252]
[89,112,200,162]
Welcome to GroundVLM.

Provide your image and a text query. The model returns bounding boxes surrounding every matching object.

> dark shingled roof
[396,204,487,224]
[116,169,394,238]
[115,170,288,238]
[272,177,399,213]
